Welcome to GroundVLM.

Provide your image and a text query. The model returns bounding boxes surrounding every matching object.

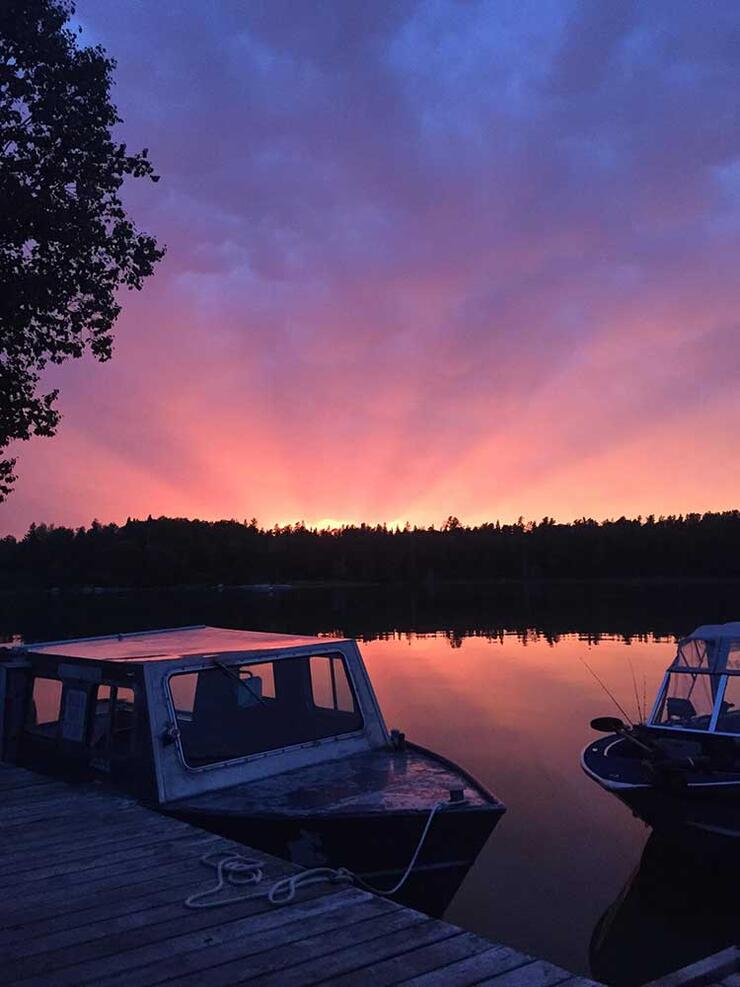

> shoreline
[3,575,740,596]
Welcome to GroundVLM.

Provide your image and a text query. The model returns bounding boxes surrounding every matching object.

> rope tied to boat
[184,798,451,909]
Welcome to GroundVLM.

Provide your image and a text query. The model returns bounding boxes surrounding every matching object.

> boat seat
[666,698,696,721]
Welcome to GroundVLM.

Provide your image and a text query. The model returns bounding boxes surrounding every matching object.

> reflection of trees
[4,576,739,648]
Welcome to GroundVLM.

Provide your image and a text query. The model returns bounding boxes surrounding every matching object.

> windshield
[168,652,363,767]
[716,676,740,734]
[653,670,717,731]
[673,638,719,672]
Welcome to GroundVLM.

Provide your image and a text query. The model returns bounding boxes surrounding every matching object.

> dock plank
[5,889,379,986]
[645,948,740,987]
[85,890,382,987]
[135,903,428,987]
[0,762,601,987]
[327,937,521,987]
[363,943,532,987]
[0,827,212,880]
[477,960,577,987]
[239,921,463,987]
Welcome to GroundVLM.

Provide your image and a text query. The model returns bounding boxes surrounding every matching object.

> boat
[0,625,505,915]
[582,622,740,837]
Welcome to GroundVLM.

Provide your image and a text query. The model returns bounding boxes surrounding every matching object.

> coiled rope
[185,798,450,909]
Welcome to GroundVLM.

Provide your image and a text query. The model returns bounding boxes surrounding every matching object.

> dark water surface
[2,581,739,984]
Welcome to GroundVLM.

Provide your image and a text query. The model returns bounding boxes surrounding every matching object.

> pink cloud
[3,0,740,535]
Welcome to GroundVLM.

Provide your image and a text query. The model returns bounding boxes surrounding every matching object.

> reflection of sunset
[361,631,677,963]
[362,633,676,772]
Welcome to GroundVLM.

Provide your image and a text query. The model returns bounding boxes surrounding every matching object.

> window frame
[90,683,138,757]
[164,650,366,773]
[649,669,740,737]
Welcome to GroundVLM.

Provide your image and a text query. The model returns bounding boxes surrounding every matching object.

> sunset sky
[3,0,740,536]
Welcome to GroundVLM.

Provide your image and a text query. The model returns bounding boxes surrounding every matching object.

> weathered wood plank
[0,847,289,934]
[0,767,50,785]
[4,888,376,986]
[0,786,131,813]
[645,948,740,987]
[238,920,462,987]
[0,847,280,924]
[0,782,74,804]
[117,905,429,987]
[0,865,282,946]
[477,959,576,987]
[339,942,531,987]
[0,813,199,860]
[7,887,372,976]
[0,821,202,876]
[68,892,389,987]
[0,831,227,888]
[0,804,147,836]
[0,804,144,838]
[0,834,232,905]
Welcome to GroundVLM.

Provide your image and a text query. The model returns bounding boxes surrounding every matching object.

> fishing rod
[579,655,635,725]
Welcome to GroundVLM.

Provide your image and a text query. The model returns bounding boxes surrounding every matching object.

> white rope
[185,798,452,909]
[353,799,447,897]
[184,853,354,909]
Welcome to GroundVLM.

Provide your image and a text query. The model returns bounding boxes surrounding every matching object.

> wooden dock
[647,947,740,987]
[0,762,600,987]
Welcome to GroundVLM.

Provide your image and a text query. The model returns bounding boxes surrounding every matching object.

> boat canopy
[649,623,740,735]
[670,624,740,675]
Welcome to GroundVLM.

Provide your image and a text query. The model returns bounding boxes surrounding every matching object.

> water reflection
[2,583,738,981]
[361,631,675,977]
[590,831,740,986]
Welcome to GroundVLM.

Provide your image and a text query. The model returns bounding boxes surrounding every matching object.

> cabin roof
[686,622,740,641]
[20,625,349,664]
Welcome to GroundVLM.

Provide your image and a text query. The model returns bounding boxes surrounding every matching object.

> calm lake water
[2,581,739,984]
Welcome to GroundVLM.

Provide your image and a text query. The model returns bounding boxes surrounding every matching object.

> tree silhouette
[0,0,164,499]
[3,510,740,590]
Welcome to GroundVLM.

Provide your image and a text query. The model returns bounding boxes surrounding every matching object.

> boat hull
[164,744,505,916]
[167,800,503,917]
[582,735,740,838]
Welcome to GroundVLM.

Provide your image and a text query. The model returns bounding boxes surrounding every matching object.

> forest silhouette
[2,511,739,590]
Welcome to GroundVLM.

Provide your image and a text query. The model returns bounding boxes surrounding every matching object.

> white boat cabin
[648,623,740,737]
[0,626,390,803]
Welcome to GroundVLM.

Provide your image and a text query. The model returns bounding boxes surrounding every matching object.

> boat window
[168,653,363,768]
[169,672,198,716]
[90,685,136,754]
[654,672,716,731]
[26,677,63,737]
[310,655,355,712]
[716,676,740,734]
[727,641,740,672]
[674,638,716,671]
[239,663,275,700]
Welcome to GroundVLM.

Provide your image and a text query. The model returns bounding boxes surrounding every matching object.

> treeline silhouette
[2,511,740,590]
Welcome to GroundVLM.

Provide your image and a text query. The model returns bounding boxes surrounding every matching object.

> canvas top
[686,622,740,641]
[17,625,348,664]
